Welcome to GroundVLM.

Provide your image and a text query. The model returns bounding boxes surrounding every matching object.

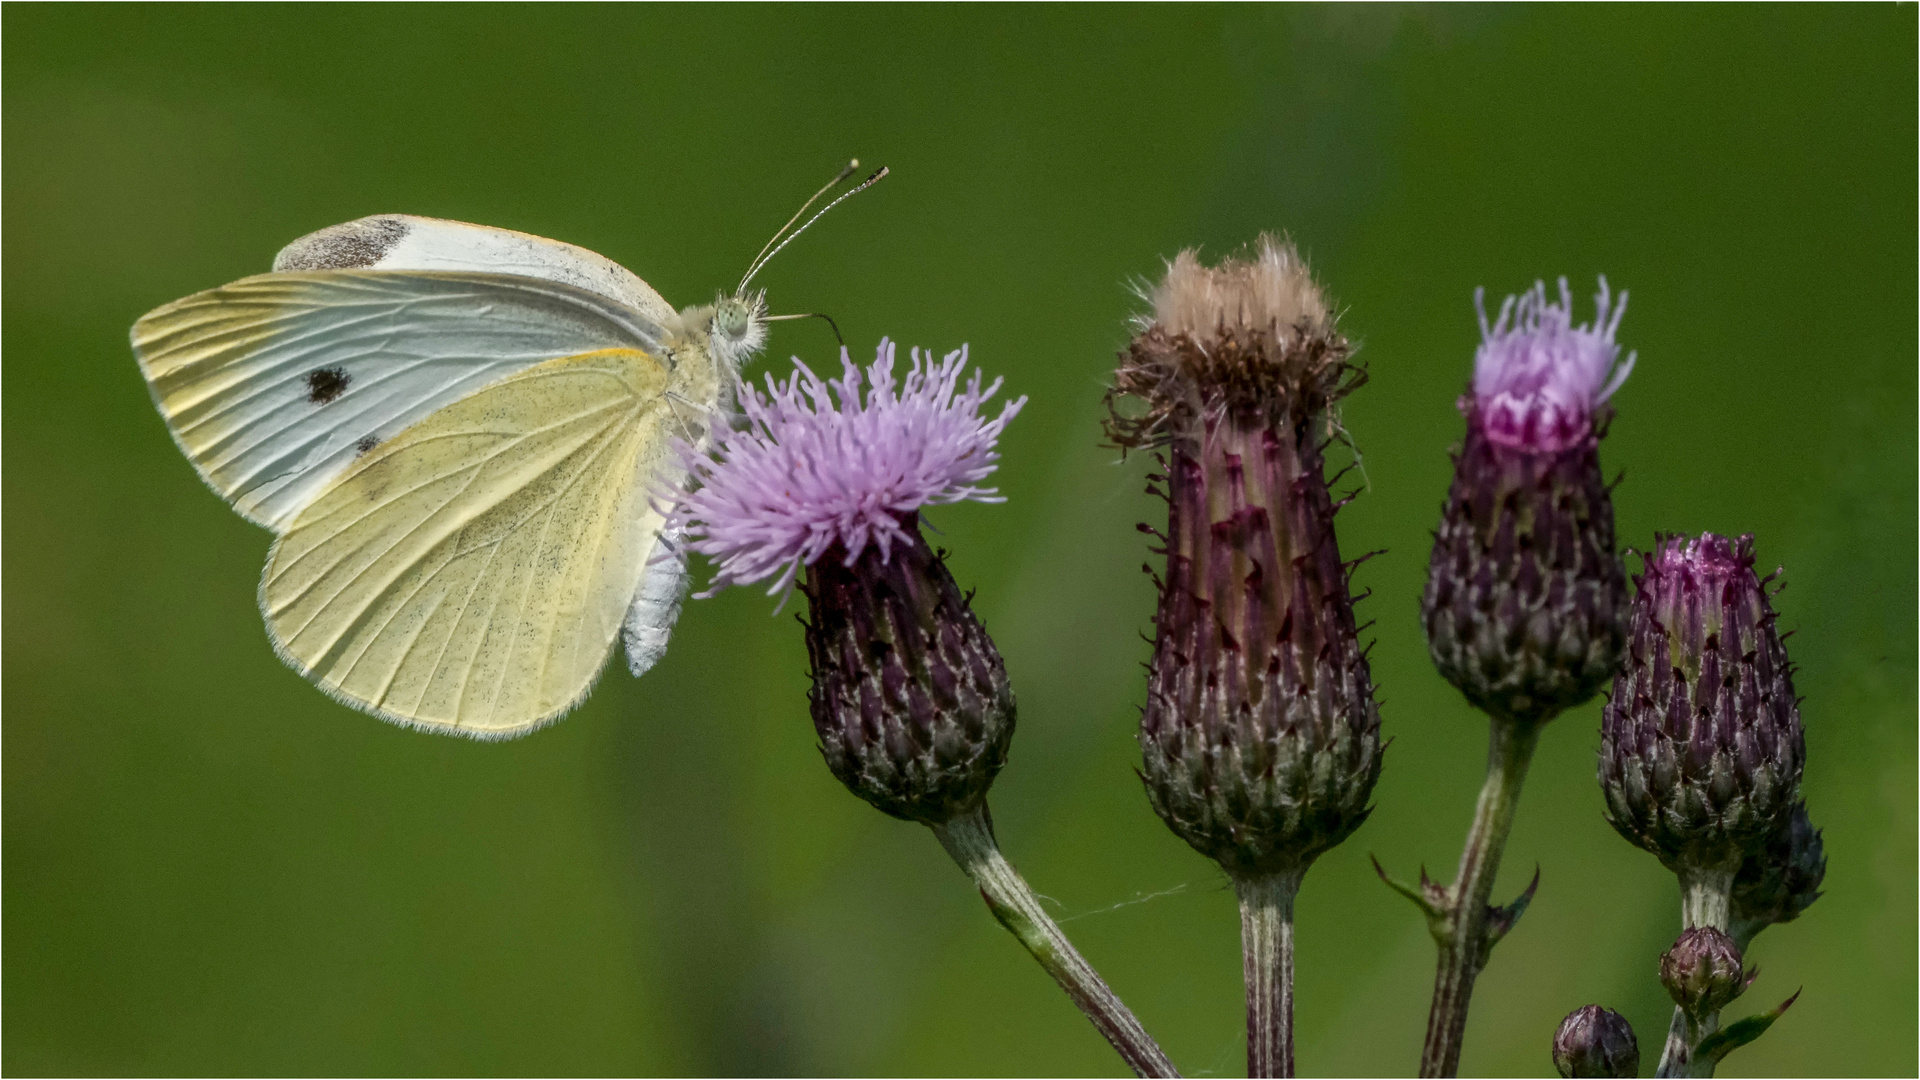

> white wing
[132,269,674,530]
[272,214,680,328]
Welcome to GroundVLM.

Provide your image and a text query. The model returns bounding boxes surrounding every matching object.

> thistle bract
[1552,1005,1640,1079]
[1730,800,1826,946]
[800,529,1015,824]
[1422,278,1633,724]
[1108,236,1381,877]
[679,342,1024,825]
[1599,534,1805,874]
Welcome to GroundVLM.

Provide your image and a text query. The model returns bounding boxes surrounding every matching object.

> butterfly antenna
[763,312,845,348]
[741,159,860,291]
[738,164,888,292]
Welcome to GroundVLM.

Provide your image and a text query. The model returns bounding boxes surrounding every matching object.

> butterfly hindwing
[261,346,679,737]
[132,269,673,530]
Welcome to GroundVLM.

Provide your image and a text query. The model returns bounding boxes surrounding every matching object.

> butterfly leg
[666,389,736,445]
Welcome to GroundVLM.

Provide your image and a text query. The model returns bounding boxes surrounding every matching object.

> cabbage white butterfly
[132,163,884,739]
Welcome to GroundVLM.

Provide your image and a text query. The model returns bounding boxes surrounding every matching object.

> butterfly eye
[715,300,751,341]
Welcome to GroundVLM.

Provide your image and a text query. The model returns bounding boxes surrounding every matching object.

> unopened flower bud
[1107,236,1381,876]
[1423,278,1634,723]
[1731,800,1826,945]
[1599,534,1805,874]
[1660,926,1752,1017]
[1552,1005,1639,1078]
[677,340,1026,825]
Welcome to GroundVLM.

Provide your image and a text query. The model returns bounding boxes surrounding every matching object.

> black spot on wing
[306,367,351,404]
[272,216,411,271]
[355,435,380,456]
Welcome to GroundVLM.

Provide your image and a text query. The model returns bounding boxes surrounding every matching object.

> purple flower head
[676,339,1025,596]
[1598,530,1802,875]
[1639,532,1760,648]
[1471,276,1635,452]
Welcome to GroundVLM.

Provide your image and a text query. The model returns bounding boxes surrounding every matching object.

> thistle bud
[1599,534,1805,875]
[1730,800,1826,946]
[1107,236,1381,876]
[676,340,1026,825]
[1659,926,1752,1017]
[1551,1005,1640,1078]
[1422,279,1634,723]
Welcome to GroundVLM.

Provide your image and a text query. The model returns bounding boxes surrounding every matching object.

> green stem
[1679,868,1735,929]
[1419,716,1542,1078]
[1656,867,1737,1079]
[931,804,1180,1078]
[1235,871,1303,1078]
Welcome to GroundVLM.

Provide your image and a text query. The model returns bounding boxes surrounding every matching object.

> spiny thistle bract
[1730,800,1827,946]
[1107,236,1381,877]
[799,532,1016,825]
[1598,533,1805,875]
[1422,278,1635,724]
[676,340,1025,825]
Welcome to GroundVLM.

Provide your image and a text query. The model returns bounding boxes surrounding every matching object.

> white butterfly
[131,165,883,739]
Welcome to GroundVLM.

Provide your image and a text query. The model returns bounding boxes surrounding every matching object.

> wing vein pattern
[133,270,672,531]
[260,347,677,738]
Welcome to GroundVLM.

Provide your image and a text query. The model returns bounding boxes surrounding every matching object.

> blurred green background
[6,6,1913,1076]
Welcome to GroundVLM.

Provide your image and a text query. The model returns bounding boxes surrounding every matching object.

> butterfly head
[709,290,769,371]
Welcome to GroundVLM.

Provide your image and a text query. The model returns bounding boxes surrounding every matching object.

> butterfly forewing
[261,347,677,737]
[273,214,681,329]
[132,270,672,531]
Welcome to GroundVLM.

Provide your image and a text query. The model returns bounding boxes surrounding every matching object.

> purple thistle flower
[1472,277,1635,453]
[669,340,1178,1074]
[1422,276,1636,724]
[676,339,1025,596]
[676,338,1025,827]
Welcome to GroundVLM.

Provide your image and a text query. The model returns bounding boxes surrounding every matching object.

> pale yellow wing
[261,346,676,738]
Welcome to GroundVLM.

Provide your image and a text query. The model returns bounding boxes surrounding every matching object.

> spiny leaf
[1486,864,1541,947]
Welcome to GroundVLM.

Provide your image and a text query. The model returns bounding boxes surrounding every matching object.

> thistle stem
[1656,868,1737,1079]
[932,804,1180,1078]
[1235,871,1304,1077]
[1419,715,1542,1078]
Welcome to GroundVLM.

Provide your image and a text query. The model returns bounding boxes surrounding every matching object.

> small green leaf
[1371,854,1457,946]
[1694,989,1801,1071]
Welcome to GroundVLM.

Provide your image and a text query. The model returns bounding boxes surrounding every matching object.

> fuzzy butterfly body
[132,213,769,738]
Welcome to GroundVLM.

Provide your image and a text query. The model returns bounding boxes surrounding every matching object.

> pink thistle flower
[1472,276,1636,452]
[676,339,1025,596]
